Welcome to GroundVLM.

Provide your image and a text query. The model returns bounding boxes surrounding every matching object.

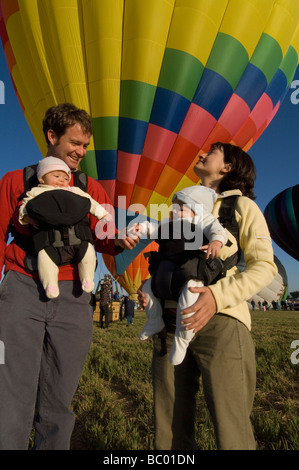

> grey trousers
[152,313,256,450]
[0,271,93,450]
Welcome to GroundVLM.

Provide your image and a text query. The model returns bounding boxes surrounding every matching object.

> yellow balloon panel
[121,0,174,84]
[83,0,123,117]
[220,0,275,57]
[264,0,299,56]
[166,0,228,64]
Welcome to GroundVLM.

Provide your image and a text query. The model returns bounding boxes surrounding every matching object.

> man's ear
[47,129,58,146]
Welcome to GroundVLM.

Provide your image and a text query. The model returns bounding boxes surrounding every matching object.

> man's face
[47,123,91,171]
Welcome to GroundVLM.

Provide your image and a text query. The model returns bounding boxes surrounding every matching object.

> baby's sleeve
[202,212,228,246]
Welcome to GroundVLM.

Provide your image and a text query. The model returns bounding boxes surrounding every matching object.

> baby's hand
[199,240,223,259]
[126,223,142,238]
[102,213,113,223]
[22,214,40,229]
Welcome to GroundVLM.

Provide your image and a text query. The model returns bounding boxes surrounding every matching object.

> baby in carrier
[133,185,238,365]
[19,157,112,299]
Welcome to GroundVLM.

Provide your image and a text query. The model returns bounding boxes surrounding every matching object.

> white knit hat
[172,185,217,215]
[37,156,71,182]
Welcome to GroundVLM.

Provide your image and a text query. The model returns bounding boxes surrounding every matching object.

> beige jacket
[166,189,277,331]
[208,190,277,330]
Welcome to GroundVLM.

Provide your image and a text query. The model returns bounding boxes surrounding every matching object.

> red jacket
[0,168,119,280]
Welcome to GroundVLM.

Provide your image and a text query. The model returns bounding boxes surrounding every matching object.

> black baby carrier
[12,164,93,271]
[147,195,241,301]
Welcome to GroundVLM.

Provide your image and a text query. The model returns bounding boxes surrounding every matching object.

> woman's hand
[180,286,217,333]
[137,280,147,309]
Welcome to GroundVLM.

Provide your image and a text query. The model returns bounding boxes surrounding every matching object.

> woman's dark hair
[211,142,256,200]
[43,103,93,145]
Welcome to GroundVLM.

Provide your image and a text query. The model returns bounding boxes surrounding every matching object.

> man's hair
[211,142,256,200]
[43,103,93,145]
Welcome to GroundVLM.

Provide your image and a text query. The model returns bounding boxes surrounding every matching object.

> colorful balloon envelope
[238,255,288,305]
[264,185,299,262]
[1,0,299,294]
[102,241,158,298]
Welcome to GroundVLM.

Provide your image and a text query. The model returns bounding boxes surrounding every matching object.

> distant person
[250,299,256,311]
[113,291,119,300]
[119,296,124,321]
[125,295,135,326]
[99,280,111,329]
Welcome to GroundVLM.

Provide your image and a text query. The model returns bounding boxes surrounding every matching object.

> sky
[0,44,298,294]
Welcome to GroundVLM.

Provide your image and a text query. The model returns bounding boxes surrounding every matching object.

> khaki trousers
[152,313,256,450]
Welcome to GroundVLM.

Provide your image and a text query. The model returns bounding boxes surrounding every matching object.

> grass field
[70,309,299,450]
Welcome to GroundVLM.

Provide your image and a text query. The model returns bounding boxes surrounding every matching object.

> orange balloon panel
[102,241,158,295]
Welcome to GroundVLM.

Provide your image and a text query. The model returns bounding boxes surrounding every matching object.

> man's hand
[180,286,217,333]
[114,226,141,251]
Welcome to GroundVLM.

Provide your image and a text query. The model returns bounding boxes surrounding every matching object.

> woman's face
[193,146,230,179]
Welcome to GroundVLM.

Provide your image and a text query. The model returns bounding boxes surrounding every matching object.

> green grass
[70,310,299,450]
[250,311,299,450]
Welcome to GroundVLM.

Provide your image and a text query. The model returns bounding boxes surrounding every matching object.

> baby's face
[41,170,69,188]
[170,199,195,220]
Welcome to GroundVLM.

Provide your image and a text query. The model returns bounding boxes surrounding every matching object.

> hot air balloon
[102,241,156,300]
[238,255,288,308]
[1,0,299,296]
[264,184,299,262]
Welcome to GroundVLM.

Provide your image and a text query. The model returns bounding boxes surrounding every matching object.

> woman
[139,142,277,450]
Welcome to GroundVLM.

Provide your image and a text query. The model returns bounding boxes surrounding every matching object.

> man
[99,280,111,329]
[125,295,135,326]
[0,103,139,450]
